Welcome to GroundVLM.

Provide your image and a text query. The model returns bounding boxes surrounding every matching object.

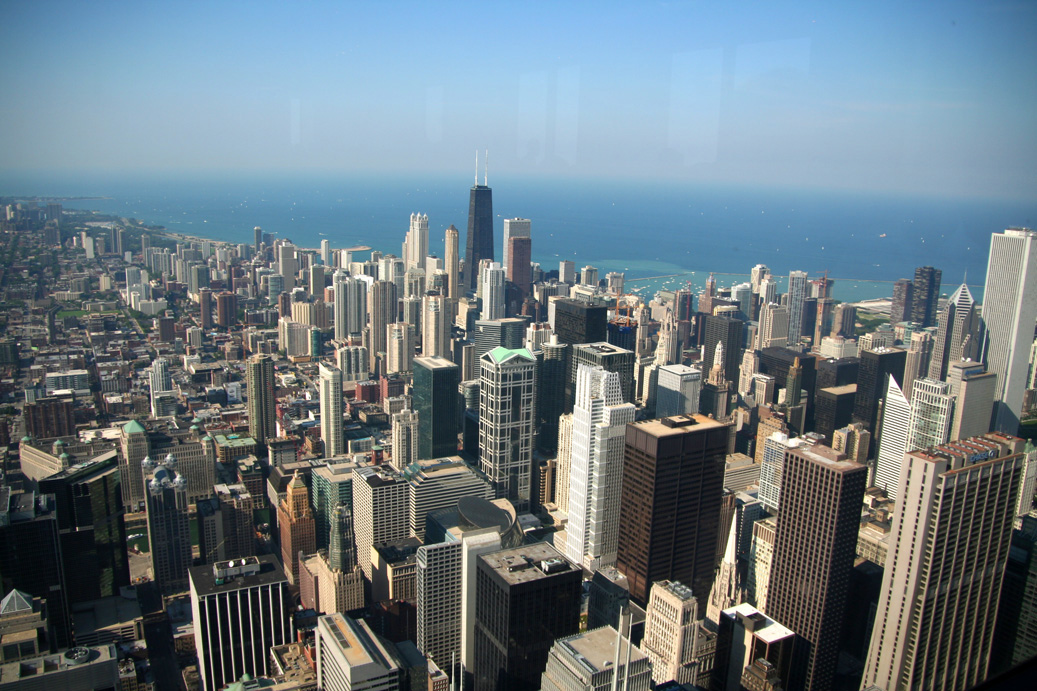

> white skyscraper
[278,243,298,290]
[873,376,911,499]
[332,270,349,342]
[480,262,506,320]
[905,378,954,452]
[421,292,449,358]
[863,439,1023,691]
[319,362,344,458]
[404,212,429,271]
[757,302,790,349]
[391,409,419,469]
[386,322,414,374]
[320,238,331,266]
[983,228,1037,433]
[479,347,537,511]
[786,271,808,346]
[502,218,531,270]
[564,365,636,572]
[655,364,702,418]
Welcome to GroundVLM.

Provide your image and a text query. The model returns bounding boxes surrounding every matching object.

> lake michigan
[22,171,1037,304]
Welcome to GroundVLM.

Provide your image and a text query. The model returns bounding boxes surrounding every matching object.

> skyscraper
[464,158,493,292]
[421,292,449,359]
[502,217,530,270]
[616,415,730,607]
[890,278,914,326]
[541,626,650,691]
[404,212,429,270]
[873,376,911,498]
[246,354,276,449]
[189,556,292,691]
[928,283,981,381]
[39,457,129,604]
[413,356,460,459]
[911,265,942,328]
[319,362,344,458]
[368,279,398,375]
[278,242,298,290]
[757,302,789,349]
[765,444,867,691]
[278,471,316,585]
[480,262,506,320]
[445,224,460,299]
[385,322,414,374]
[655,364,702,418]
[507,236,532,299]
[333,270,349,342]
[391,409,419,469]
[471,542,582,691]
[315,613,403,691]
[852,346,907,453]
[786,270,808,346]
[143,454,192,595]
[863,438,1023,691]
[983,228,1037,433]
[641,580,715,687]
[564,365,636,572]
[479,347,538,511]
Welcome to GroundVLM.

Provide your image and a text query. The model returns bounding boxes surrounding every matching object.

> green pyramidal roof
[486,346,535,364]
[123,419,147,434]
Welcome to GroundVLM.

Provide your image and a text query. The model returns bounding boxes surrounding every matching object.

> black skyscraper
[464,172,494,292]
[911,265,942,327]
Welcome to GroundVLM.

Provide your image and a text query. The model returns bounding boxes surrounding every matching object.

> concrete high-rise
[911,265,942,328]
[464,162,494,292]
[471,542,582,691]
[874,376,911,498]
[391,409,419,469]
[928,283,981,381]
[332,270,349,342]
[541,626,650,691]
[476,263,503,319]
[479,347,538,511]
[947,361,996,440]
[616,415,730,607]
[421,292,449,358]
[278,471,316,585]
[319,362,344,458]
[353,466,410,580]
[445,224,460,299]
[655,364,701,418]
[712,604,796,691]
[278,242,297,290]
[386,322,414,374]
[502,218,530,271]
[413,356,460,459]
[703,314,742,388]
[641,580,715,687]
[404,212,429,270]
[246,354,276,449]
[863,438,1023,691]
[143,454,192,594]
[891,278,914,324]
[507,236,532,299]
[316,612,403,691]
[983,228,1037,433]
[564,365,636,573]
[189,556,291,691]
[852,346,906,453]
[367,279,398,375]
[786,270,808,346]
[567,342,635,413]
[765,444,867,691]
[757,302,789,350]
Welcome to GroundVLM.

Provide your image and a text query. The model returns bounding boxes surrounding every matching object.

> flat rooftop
[791,443,861,473]
[188,554,286,598]
[556,626,646,673]
[631,414,728,437]
[722,603,795,644]
[480,542,576,585]
[0,645,116,683]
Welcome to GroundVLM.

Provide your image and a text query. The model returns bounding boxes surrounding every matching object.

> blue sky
[1,1,1035,199]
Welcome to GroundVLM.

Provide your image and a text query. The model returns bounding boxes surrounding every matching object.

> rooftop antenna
[474,150,479,186]
[484,149,488,186]
[963,268,968,284]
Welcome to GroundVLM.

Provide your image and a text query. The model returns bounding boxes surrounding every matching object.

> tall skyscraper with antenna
[464,150,494,292]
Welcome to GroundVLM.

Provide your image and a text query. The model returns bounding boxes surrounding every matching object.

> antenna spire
[474,150,479,186]
[484,149,488,186]
[963,268,968,284]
